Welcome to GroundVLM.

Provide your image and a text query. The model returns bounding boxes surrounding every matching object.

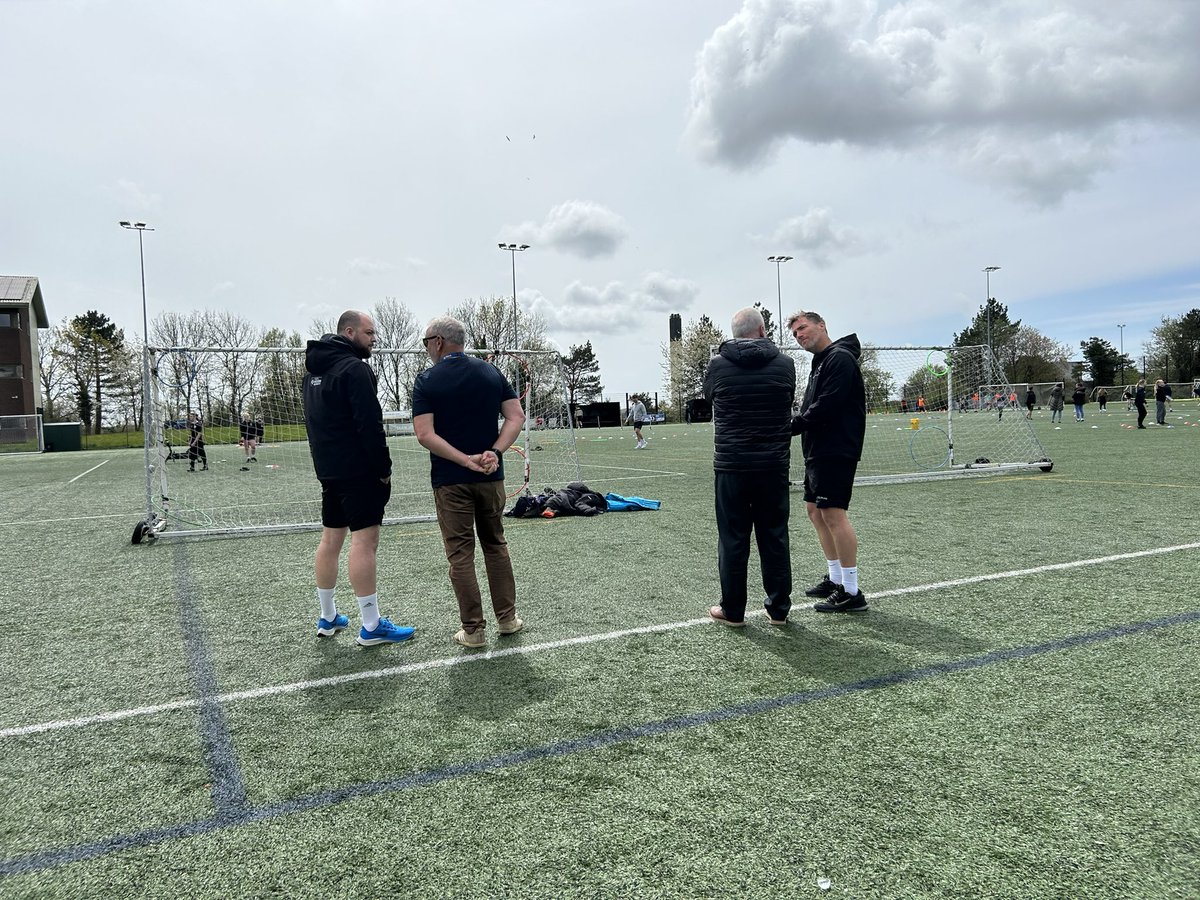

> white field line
[4,541,1199,741]
[66,459,109,484]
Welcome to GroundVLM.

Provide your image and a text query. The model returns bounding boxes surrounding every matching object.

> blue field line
[2,609,1197,877]
[173,542,248,820]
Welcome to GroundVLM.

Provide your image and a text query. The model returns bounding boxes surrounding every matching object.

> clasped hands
[465,449,500,474]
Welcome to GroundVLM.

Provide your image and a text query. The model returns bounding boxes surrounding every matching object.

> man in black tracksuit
[304,310,413,647]
[703,307,796,627]
[789,310,868,613]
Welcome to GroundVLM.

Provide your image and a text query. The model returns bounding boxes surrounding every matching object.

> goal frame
[133,346,581,542]
[0,414,44,454]
[787,344,1053,486]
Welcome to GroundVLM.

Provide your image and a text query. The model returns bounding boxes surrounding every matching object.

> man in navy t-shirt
[413,316,526,649]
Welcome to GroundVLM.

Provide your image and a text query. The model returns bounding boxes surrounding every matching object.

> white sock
[827,559,843,585]
[841,565,859,595]
[357,593,380,631]
[317,587,337,621]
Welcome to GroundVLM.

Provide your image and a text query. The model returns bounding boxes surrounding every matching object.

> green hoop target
[925,349,950,378]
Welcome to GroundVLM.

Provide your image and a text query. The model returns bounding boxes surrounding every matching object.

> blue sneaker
[316,612,349,637]
[356,618,415,647]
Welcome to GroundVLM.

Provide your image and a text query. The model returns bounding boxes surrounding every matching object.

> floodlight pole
[983,266,1000,363]
[1118,323,1125,386]
[120,220,156,527]
[768,255,792,345]
[498,243,529,349]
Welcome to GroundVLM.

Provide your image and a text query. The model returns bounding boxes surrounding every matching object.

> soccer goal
[0,414,43,454]
[132,346,581,542]
[785,345,1052,485]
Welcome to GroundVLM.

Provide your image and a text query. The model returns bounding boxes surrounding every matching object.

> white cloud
[505,200,629,259]
[210,281,235,296]
[634,272,700,312]
[685,0,1200,204]
[404,256,428,270]
[348,257,395,275]
[532,271,698,335]
[754,207,870,268]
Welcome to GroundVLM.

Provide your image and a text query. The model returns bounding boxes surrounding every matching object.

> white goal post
[133,346,581,542]
[785,345,1052,485]
[0,414,43,454]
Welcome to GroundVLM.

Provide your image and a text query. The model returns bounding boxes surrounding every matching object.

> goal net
[134,346,581,541]
[0,414,43,454]
[785,345,1051,484]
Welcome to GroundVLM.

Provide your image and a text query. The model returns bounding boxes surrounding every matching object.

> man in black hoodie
[304,310,414,647]
[703,307,796,627]
[788,310,868,613]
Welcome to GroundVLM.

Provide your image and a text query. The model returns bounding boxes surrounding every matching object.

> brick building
[0,276,49,417]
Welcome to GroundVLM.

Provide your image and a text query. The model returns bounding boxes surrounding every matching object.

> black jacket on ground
[303,335,391,482]
[703,338,795,473]
[790,334,866,461]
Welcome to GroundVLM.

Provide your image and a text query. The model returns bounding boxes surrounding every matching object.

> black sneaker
[814,586,868,613]
[804,577,839,598]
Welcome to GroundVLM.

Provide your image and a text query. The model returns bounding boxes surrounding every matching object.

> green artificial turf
[1,407,1198,898]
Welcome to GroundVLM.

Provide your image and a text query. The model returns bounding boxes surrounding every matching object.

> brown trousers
[433,481,517,632]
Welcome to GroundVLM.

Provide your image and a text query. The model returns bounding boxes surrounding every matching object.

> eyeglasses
[421,335,442,347]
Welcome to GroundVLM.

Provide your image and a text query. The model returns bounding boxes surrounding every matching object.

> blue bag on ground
[604,492,661,511]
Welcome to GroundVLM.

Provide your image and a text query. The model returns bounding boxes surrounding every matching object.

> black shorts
[802,457,857,510]
[632,421,646,430]
[320,478,391,531]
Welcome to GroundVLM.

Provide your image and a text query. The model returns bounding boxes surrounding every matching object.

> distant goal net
[0,414,43,454]
[134,346,581,541]
[786,345,1051,485]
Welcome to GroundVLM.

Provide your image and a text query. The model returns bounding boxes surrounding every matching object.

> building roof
[0,276,49,327]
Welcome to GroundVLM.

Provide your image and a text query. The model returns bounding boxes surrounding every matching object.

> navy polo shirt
[412,353,518,487]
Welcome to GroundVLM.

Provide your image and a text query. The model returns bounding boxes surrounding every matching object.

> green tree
[662,315,725,420]
[859,347,896,410]
[257,328,306,425]
[1008,326,1072,385]
[752,302,776,344]
[954,299,1021,368]
[561,341,603,405]
[1147,308,1200,383]
[1079,337,1126,386]
[54,311,126,433]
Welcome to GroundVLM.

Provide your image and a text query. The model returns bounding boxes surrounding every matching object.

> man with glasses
[303,309,415,646]
[788,310,868,613]
[413,316,526,648]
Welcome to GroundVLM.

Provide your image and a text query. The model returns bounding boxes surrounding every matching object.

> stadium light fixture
[1118,324,1126,386]
[768,256,793,345]
[983,266,1001,362]
[498,243,530,349]
[119,219,156,530]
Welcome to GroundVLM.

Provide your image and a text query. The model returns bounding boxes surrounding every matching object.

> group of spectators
[704,306,868,626]
[303,310,524,648]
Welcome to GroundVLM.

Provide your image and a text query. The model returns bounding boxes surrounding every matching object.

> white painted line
[66,460,109,484]
[4,540,1199,740]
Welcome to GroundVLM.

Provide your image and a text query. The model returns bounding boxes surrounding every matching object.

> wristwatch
[491,448,505,459]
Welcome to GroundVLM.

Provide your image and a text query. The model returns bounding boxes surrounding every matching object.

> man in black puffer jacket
[788,309,868,614]
[702,306,796,627]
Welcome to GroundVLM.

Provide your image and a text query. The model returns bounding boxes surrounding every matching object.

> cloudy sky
[5,0,1200,400]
